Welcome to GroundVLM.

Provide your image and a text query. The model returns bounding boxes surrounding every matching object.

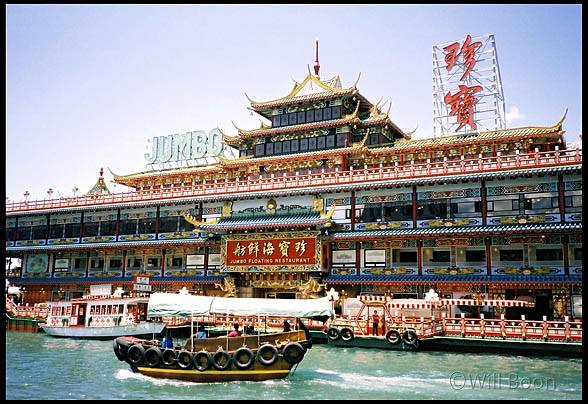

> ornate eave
[365,115,567,156]
[109,164,223,188]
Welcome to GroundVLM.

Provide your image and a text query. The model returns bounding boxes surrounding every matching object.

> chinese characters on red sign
[226,237,316,267]
[443,34,483,131]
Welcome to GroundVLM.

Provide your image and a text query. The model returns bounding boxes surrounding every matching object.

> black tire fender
[282,342,305,364]
[126,344,145,366]
[194,350,212,371]
[144,347,163,367]
[402,330,419,347]
[212,350,232,371]
[233,347,255,370]
[385,329,401,345]
[162,348,177,366]
[257,344,278,366]
[177,350,194,369]
[327,327,341,341]
[340,327,354,342]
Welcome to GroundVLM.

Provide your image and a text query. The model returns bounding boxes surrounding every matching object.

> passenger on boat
[196,324,207,339]
[372,311,380,336]
[162,334,174,348]
[283,320,291,332]
[227,323,241,337]
[246,325,256,335]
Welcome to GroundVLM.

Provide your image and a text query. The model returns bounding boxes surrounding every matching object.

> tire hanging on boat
[177,350,194,369]
[212,350,232,371]
[340,327,354,342]
[233,347,255,370]
[194,350,212,372]
[385,329,401,345]
[327,327,341,341]
[282,342,305,364]
[126,344,145,366]
[402,330,419,348]
[257,344,278,366]
[162,348,177,366]
[144,347,163,367]
[113,339,130,361]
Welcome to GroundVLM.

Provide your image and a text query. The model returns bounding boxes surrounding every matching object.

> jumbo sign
[226,237,317,267]
[144,128,223,164]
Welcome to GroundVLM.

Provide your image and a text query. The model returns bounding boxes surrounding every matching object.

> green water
[5,331,582,400]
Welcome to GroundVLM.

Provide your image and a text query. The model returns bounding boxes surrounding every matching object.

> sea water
[5,331,582,400]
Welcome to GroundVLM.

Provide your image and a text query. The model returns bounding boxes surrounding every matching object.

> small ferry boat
[113,293,334,382]
[326,294,582,356]
[41,288,166,339]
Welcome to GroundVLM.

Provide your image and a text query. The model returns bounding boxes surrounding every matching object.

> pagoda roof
[366,112,567,155]
[184,212,332,232]
[246,72,362,111]
[86,168,112,196]
[226,101,362,143]
[217,134,368,168]
[109,164,223,187]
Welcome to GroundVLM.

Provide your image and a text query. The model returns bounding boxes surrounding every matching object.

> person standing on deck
[372,310,380,336]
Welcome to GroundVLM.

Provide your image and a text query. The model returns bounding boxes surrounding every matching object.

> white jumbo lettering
[144,128,224,164]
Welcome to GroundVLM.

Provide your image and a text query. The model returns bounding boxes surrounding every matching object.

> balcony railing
[6,148,582,214]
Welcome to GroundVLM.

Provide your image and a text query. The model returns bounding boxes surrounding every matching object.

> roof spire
[313,39,320,77]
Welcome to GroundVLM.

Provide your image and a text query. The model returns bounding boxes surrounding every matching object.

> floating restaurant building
[5,55,582,321]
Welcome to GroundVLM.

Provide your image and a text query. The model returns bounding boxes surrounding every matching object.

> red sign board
[226,237,316,267]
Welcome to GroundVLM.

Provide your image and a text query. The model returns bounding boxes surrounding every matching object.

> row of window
[52,254,217,272]
[253,133,348,157]
[272,106,342,128]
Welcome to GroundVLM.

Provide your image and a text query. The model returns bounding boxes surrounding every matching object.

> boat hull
[328,335,419,350]
[42,322,166,339]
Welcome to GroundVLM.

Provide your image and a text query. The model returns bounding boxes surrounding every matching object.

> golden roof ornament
[85,167,112,196]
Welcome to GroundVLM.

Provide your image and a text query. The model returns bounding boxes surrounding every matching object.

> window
[499,249,523,262]
[331,106,341,118]
[369,132,379,145]
[360,203,381,222]
[118,220,137,235]
[316,136,325,149]
[488,199,518,211]
[573,248,582,261]
[255,144,265,157]
[465,250,486,263]
[147,257,161,268]
[167,256,183,268]
[127,256,143,268]
[109,258,122,269]
[297,111,305,124]
[290,139,299,153]
[315,109,323,121]
[73,258,85,270]
[306,110,315,123]
[100,220,117,236]
[288,113,296,125]
[282,140,291,153]
[63,223,81,238]
[308,137,317,150]
[450,201,481,214]
[326,135,335,148]
[138,218,156,234]
[265,142,274,155]
[535,248,563,261]
[299,138,308,151]
[396,251,417,263]
[280,115,288,126]
[323,107,332,120]
[49,224,64,239]
[90,258,105,269]
[273,141,282,154]
[82,222,99,237]
[178,217,194,232]
[431,250,450,263]
[336,133,347,147]
[565,195,582,208]
[31,225,47,240]
[272,116,281,127]
[417,201,447,220]
[383,202,412,221]
[159,216,179,233]
[524,197,558,210]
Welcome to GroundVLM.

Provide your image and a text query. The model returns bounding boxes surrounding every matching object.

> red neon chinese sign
[443,34,483,131]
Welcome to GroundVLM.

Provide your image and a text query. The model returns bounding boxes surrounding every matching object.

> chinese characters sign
[226,237,317,267]
[443,34,483,131]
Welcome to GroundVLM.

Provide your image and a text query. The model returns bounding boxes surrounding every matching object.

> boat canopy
[147,293,334,319]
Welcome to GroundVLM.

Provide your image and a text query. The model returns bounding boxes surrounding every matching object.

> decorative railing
[6,149,582,213]
[5,297,49,319]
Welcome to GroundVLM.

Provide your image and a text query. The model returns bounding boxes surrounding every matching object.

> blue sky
[6,4,582,202]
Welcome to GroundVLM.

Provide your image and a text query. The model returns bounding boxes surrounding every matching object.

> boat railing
[161,314,328,332]
[331,314,582,341]
[6,148,582,213]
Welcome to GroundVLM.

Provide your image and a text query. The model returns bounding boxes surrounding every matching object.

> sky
[5,4,582,202]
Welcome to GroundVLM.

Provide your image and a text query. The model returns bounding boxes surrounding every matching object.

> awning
[440,298,534,307]
[147,293,334,319]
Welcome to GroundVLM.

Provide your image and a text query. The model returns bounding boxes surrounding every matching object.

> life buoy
[194,350,212,372]
[327,327,341,341]
[385,329,401,345]
[212,350,232,371]
[144,347,163,367]
[257,344,278,366]
[126,344,145,366]
[402,330,419,348]
[282,342,305,364]
[177,350,193,369]
[162,348,177,366]
[233,347,255,370]
[340,327,354,342]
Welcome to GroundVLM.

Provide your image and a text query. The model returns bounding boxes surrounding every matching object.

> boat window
[89,306,94,315]
[119,304,124,313]
[106,305,112,315]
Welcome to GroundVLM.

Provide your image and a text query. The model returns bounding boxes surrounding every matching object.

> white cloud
[506,106,525,124]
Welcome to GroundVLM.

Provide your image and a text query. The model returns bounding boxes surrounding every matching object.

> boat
[41,288,166,339]
[325,294,582,356]
[113,293,334,382]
